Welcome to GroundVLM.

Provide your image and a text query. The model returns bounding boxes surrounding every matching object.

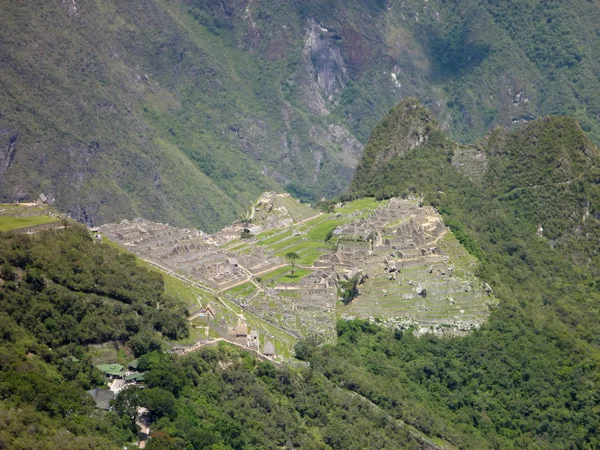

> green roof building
[124,372,145,382]
[95,364,125,378]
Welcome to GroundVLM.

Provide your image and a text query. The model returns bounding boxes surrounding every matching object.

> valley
[3,0,600,444]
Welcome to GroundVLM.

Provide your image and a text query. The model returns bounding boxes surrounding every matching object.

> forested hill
[349,98,600,269]
[3,0,600,230]
[0,226,432,449]
[323,100,600,448]
[0,226,188,448]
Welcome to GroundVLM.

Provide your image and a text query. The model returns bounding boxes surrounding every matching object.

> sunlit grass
[0,215,60,231]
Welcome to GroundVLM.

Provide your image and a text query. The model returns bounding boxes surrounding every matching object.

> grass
[258,230,294,247]
[260,266,312,284]
[0,215,60,231]
[0,203,49,211]
[306,219,345,240]
[225,282,257,297]
[277,269,313,283]
[337,197,385,214]
[274,241,331,265]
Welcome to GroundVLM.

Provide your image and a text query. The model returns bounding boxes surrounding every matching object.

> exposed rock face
[303,19,349,102]
[0,124,18,178]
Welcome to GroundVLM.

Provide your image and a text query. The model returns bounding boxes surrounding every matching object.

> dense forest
[0,227,187,448]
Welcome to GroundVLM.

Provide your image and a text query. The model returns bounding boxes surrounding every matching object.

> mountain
[4,100,600,447]
[349,98,600,269]
[334,99,600,448]
[0,225,433,449]
[3,0,600,230]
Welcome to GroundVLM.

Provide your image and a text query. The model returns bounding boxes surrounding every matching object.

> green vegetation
[6,1,600,229]
[111,344,424,449]
[104,235,216,311]
[0,226,190,448]
[330,100,600,448]
[278,269,313,284]
[339,276,360,305]
[260,266,312,285]
[0,215,60,231]
[285,251,300,276]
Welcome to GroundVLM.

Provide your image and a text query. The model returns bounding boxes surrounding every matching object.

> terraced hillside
[102,193,495,342]
[0,202,64,233]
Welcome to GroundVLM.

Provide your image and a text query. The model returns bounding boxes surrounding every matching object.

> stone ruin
[101,195,495,340]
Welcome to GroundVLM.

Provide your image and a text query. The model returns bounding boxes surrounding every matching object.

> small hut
[35,193,48,206]
[234,320,248,338]
[263,341,275,358]
[204,304,216,321]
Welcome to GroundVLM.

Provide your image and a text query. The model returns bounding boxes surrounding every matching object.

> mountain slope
[3,0,600,231]
[0,226,432,450]
[349,99,600,269]
[325,100,600,448]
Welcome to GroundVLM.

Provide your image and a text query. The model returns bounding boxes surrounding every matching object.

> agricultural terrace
[102,192,496,343]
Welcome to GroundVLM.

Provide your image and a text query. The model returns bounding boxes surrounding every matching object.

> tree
[285,252,300,277]
[140,388,177,421]
[114,387,142,433]
[339,276,360,305]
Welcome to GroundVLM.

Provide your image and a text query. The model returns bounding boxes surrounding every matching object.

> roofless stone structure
[101,193,495,340]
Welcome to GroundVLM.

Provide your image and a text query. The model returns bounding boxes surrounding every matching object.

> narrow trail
[172,337,286,367]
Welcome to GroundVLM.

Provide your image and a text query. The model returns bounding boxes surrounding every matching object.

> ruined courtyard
[101,193,496,341]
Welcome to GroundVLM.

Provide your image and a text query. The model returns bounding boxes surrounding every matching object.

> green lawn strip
[261,266,312,285]
[274,241,332,264]
[0,215,60,231]
[297,249,326,265]
[254,227,284,240]
[305,219,346,241]
[336,197,385,214]
[276,268,312,283]
[265,236,307,253]
[225,282,256,297]
[296,214,333,233]
[0,204,49,212]
[221,239,245,251]
[258,229,294,246]
[260,266,295,283]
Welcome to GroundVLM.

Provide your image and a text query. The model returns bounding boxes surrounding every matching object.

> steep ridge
[4,1,600,230]
[330,99,600,448]
[350,98,600,269]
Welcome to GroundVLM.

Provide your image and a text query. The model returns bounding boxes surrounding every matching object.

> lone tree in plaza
[285,252,300,277]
